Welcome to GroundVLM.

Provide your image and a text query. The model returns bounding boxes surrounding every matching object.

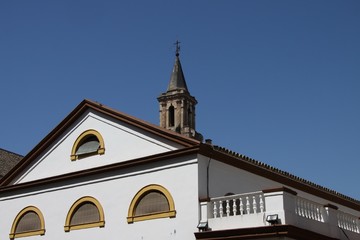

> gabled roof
[198,144,360,211]
[0,99,200,186]
[0,149,23,179]
[0,99,358,212]
[0,141,359,211]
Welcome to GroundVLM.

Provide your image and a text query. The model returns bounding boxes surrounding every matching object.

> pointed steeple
[157,42,202,141]
[167,53,189,92]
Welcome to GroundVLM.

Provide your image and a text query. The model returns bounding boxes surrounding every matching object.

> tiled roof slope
[0,149,23,179]
[213,145,360,206]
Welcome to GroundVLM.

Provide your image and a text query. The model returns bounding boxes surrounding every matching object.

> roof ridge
[212,145,360,205]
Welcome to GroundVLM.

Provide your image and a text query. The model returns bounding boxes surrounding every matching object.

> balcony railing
[199,188,360,240]
[211,191,265,218]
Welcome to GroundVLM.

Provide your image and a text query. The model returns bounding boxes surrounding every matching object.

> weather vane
[174,40,181,56]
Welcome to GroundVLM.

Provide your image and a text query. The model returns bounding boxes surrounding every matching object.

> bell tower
[157,42,202,140]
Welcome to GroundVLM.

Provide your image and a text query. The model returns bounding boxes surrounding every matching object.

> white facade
[0,100,359,240]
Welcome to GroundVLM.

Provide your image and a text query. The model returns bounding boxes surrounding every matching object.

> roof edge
[0,99,200,186]
[198,144,360,212]
[0,145,200,194]
[194,224,339,240]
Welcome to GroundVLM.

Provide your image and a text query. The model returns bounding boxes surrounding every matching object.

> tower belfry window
[168,105,175,127]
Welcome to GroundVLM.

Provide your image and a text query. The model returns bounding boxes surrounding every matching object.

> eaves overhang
[194,225,339,240]
[198,144,360,212]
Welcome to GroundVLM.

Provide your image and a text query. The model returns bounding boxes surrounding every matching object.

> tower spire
[167,42,188,92]
[158,42,202,141]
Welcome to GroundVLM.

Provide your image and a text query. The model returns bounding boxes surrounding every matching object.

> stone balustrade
[199,188,360,239]
[210,191,264,218]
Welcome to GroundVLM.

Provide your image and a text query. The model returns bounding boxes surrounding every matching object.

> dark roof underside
[195,225,339,240]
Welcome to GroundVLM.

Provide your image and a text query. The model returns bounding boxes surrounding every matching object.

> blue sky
[1,1,359,200]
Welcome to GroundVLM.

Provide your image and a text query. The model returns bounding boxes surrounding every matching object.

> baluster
[259,195,264,213]
[219,200,223,218]
[319,206,324,222]
[302,201,306,218]
[320,206,325,222]
[301,199,305,217]
[316,206,320,221]
[213,201,217,218]
[233,198,237,216]
[310,202,314,219]
[351,217,355,232]
[246,196,250,214]
[252,196,257,213]
[339,214,344,229]
[342,215,346,230]
[239,197,244,216]
[305,202,309,219]
[299,199,304,217]
[226,199,230,217]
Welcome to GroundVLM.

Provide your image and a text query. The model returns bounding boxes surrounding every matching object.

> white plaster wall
[198,155,281,199]
[0,156,200,240]
[15,109,185,184]
[197,154,360,217]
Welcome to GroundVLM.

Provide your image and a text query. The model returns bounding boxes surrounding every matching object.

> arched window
[9,206,45,239]
[71,129,105,160]
[168,105,175,127]
[127,184,176,223]
[64,196,105,232]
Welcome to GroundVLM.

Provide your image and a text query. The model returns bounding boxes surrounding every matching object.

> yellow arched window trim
[127,184,176,223]
[70,129,105,161]
[9,206,45,239]
[64,196,105,232]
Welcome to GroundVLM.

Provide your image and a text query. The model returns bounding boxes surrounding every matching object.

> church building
[0,46,359,240]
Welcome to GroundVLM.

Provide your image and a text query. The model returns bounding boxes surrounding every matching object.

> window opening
[135,191,170,216]
[71,130,105,160]
[70,202,100,225]
[64,196,105,232]
[10,206,45,239]
[127,184,176,223]
[168,105,175,127]
[76,135,99,155]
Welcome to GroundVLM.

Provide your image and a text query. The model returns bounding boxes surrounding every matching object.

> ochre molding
[64,196,105,232]
[70,129,105,161]
[127,184,176,223]
[9,206,45,239]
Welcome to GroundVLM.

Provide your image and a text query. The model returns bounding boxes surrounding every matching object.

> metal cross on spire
[174,40,181,56]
